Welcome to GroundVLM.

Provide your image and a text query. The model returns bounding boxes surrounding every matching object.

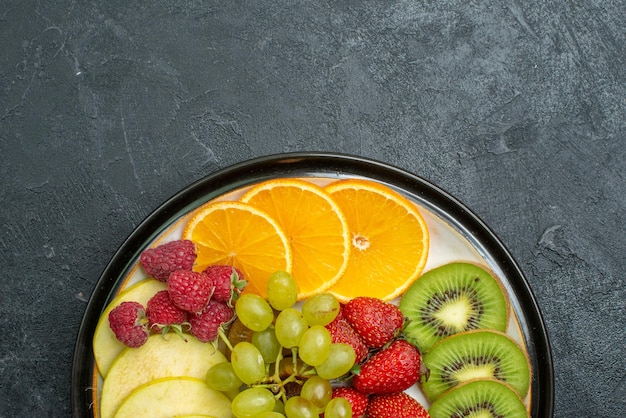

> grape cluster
[206,271,355,418]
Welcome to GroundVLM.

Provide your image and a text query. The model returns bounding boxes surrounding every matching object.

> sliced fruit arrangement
[325,178,430,302]
[113,377,231,418]
[91,177,532,418]
[428,379,528,418]
[183,201,292,297]
[420,329,530,402]
[399,262,510,353]
[99,334,227,418]
[240,178,351,300]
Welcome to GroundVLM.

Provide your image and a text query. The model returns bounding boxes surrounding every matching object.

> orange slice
[182,201,292,297]
[240,178,350,299]
[324,178,429,302]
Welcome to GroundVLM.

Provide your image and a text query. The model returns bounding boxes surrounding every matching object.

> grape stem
[273,349,284,379]
[248,346,311,402]
[217,327,234,352]
[290,347,298,371]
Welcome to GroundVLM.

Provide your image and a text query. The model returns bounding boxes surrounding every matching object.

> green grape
[298,325,332,366]
[273,398,286,415]
[315,343,356,380]
[274,308,308,348]
[230,341,266,385]
[235,293,274,332]
[300,375,332,413]
[324,397,353,418]
[205,361,243,392]
[251,327,282,363]
[257,413,286,418]
[284,395,318,418]
[266,270,298,311]
[231,387,276,418]
[302,293,340,326]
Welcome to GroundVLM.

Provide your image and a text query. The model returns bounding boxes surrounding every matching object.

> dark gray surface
[1,1,624,416]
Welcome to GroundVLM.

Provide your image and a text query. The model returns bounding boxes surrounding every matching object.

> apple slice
[93,278,167,377]
[174,416,219,418]
[100,334,227,418]
[114,377,231,418]
[174,416,218,418]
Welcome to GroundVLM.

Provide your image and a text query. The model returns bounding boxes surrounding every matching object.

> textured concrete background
[1,1,624,416]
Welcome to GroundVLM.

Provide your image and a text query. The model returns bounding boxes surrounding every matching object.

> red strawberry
[331,387,369,418]
[108,301,149,348]
[167,270,214,314]
[145,290,188,335]
[325,312,369,364]
[203,265,247,305]
[353,339,420,394]
[140,239,196,282]
[188,299,235,343]
[367,392,430,418]
[343,297,404,348]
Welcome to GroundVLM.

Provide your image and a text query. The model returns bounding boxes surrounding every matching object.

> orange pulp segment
[324,178,429,302]
[182,200,292,297]
[240,178,350,300]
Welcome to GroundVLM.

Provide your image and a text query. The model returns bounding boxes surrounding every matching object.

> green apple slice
[93,278,167,377]
[100,334,227,418]
[114,377,231,418]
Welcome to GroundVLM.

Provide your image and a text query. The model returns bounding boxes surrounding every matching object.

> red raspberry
[203,265,247,305]
[145,290,188,334]
[188,299,235,343]
[168,270,214,314]
[108,301,149,348]
[331,387,369,418]
[140,240,196,282]
[326,311,369,364]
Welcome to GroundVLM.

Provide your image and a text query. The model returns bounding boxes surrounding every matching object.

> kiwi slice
[429,379,528,418]
[399,262,509,353]
[421,329,530,401]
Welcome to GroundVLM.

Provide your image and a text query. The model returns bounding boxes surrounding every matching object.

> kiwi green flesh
[421,329,530,402]
[429,379,528,418]
[399,262,509,353]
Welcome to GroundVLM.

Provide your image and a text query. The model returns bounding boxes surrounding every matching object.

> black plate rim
[71,151,554,417]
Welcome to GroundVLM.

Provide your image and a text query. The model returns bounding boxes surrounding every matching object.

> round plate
[71,152,554,417]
